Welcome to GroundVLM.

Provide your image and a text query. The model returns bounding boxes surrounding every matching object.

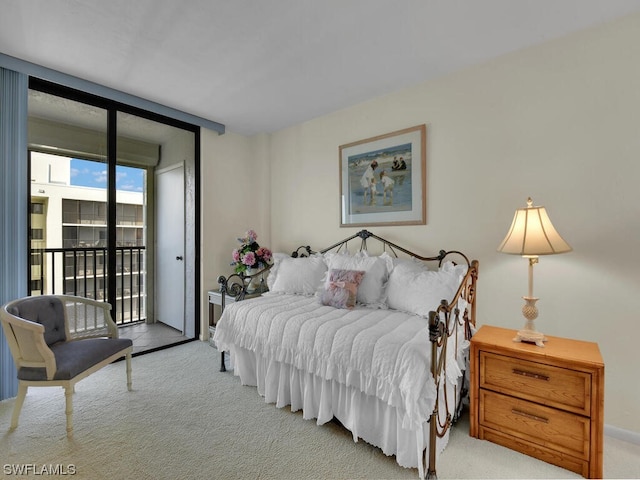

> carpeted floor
[1,341,639,479]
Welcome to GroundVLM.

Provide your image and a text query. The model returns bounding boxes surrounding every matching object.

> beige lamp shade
[497,198,572,256]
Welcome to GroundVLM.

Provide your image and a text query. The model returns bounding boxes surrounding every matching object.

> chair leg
[10,383,28,430]
[126,352,132,391]
[64,385,73,437]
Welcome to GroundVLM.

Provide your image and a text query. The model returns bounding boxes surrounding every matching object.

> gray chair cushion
[18,337,133,381]
[8,296,67,346]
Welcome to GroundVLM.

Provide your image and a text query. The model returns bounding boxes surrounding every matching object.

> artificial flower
[231,229,272,274]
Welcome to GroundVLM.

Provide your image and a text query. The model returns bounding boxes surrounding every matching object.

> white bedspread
[214,293,467,431]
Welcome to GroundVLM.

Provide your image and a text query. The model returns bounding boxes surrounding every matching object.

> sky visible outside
[70,158,144,192]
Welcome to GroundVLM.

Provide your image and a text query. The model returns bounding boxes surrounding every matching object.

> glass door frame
[27,77,201,339]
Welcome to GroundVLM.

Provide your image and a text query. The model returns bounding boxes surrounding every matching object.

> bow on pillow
[320,269,366,309]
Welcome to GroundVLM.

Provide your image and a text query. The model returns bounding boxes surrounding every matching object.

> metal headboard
[292,229,471,268]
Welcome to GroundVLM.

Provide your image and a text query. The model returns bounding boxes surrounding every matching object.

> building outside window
[30,151,146,322]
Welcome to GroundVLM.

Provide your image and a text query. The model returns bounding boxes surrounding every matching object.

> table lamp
[497,197,572,346]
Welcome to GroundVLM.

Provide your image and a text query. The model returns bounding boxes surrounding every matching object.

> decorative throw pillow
[324,251,393,307]
[319,269,365,309]
[268,254,327,296]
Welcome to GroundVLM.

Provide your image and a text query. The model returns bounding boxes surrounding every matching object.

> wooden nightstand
[470,325,604,478]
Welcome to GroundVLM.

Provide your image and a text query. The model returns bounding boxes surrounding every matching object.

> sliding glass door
[28,91,109,302]
[27,78,199,345]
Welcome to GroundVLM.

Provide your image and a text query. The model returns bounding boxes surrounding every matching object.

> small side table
[207,289,265,371]
[470,325,604,478]
[207,290,234,341]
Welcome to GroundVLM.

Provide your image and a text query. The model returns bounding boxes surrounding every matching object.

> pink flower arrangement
[231,229,272,274]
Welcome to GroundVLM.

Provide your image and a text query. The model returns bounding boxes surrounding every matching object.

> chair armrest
[0,311,57,379]
[57,295,119,340]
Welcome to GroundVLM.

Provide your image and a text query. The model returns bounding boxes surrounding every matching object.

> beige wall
[200,130,270,334]
[203,13,640,435]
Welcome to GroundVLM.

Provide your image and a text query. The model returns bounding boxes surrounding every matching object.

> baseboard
[605,424,640,445]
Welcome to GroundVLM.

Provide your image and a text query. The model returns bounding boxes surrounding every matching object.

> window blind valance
[29,117,160,167]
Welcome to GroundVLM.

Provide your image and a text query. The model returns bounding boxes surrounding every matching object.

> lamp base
[512,296,546,347]
[513,329,547,347]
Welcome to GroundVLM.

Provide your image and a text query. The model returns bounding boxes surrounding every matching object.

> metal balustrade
[30,246,146,325]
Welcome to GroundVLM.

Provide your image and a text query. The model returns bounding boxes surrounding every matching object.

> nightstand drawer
[480,352,591,415]
[479,390,590,460]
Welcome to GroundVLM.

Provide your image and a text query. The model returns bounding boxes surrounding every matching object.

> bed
[213,230,478,478]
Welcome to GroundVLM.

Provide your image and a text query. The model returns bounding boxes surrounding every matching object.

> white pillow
[386,261,467,317]
[266,252,290,290]
[391,256,430,272]
[324,251,393,307]
[439,260,468,280]
[269,255,327,296]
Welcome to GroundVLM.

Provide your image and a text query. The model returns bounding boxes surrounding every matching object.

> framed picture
[339,124,426,227]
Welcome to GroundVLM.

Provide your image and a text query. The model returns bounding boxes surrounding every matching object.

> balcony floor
[118,321,192,355]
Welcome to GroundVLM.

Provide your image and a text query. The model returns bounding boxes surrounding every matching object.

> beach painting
[340,125,426,227]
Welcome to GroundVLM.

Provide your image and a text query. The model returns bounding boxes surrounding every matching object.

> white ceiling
[2,0,640,136]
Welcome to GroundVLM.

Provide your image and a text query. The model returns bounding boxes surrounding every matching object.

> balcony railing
[30,246,146,325]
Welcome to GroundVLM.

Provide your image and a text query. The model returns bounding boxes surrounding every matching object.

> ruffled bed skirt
[229,345,460,478]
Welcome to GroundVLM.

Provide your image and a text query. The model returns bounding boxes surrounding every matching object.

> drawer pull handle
[512,368,549,381]
[512,409,549,424]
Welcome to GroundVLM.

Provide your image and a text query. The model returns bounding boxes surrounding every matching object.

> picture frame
[339,124,426,227]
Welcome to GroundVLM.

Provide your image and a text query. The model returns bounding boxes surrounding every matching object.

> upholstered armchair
[0,295,133,436]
